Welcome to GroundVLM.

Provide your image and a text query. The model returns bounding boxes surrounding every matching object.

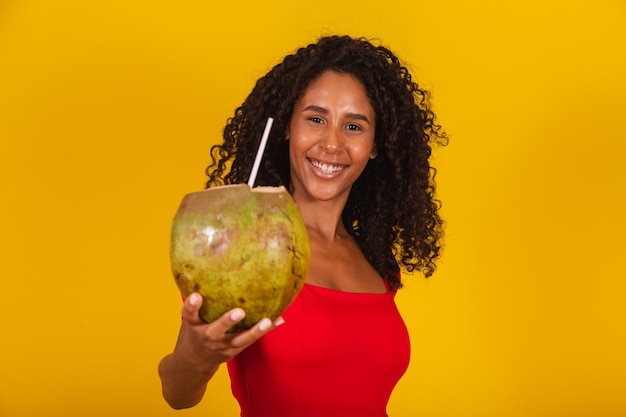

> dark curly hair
[205,35,448,290]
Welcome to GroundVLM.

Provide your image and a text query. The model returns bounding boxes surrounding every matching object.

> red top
[227,282,411,417]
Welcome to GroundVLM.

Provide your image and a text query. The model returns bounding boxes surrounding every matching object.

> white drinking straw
[247,117,274,187]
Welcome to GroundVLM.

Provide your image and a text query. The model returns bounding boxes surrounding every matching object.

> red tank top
[227,282,411,417]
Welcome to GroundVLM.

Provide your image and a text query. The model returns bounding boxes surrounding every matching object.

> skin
[158,70,385,409]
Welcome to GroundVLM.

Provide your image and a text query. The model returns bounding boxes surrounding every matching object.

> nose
[319,126,343,153]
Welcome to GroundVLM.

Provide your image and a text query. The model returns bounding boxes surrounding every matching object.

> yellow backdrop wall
[1,1,625,416]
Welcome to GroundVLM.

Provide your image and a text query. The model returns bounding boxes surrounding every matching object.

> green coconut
[170,184,310,331]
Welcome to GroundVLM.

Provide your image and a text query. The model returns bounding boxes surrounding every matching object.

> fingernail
[230,309,245,321]
[189,293,200,305]
[259,318,272,332]
[274,317,285,327]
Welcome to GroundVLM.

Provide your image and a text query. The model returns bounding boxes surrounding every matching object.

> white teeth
[309,159,345,173]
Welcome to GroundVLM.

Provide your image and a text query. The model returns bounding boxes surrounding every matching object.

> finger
[204,308,247,339]
[229,318,274,348]
[181,292,204,324]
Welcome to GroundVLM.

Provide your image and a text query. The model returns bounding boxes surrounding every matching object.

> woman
[159,35,447,416]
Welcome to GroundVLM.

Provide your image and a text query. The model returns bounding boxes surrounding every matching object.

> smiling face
[287,70,377,205]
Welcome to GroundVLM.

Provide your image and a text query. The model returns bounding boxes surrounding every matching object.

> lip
[306,157,349,178]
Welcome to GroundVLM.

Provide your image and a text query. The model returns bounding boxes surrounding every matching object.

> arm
[158,292,280,409]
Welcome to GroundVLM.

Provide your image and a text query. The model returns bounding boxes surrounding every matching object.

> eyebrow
[302,105,372,124]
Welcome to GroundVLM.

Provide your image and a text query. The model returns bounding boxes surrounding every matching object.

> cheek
[288,130,315,156]
[354,139,377,160]
[288,139,306,170]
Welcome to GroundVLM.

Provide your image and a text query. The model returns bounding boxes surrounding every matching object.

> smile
[308,158,347,174]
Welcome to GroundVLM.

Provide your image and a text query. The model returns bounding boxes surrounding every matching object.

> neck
[292,195,349,242]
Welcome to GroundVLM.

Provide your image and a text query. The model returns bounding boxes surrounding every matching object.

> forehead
[296,71,373,110]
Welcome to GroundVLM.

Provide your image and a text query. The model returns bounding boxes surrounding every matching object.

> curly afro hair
[205,35,448,290]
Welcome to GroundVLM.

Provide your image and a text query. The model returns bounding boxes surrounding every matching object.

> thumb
[181,292,204,324]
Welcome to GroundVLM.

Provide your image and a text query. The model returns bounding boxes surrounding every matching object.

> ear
[285,126,290,141]
[369,145,378,159]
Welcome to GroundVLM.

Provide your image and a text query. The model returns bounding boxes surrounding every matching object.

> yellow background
[1,1,625,416]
